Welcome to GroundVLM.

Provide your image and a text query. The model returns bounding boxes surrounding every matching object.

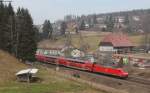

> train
[35,49,128,78]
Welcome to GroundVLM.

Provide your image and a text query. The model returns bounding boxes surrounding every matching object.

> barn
[99,32,134,53]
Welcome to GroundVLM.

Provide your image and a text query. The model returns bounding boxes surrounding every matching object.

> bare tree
[141,14,150,51]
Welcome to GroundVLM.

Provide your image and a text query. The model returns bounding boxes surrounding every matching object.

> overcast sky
[12,0,150,24]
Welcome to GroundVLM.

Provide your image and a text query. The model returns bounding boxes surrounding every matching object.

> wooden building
[16,69,38,82]
[99,32,134,53]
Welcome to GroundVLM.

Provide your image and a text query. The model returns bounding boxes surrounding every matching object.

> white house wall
[99,46,114,51]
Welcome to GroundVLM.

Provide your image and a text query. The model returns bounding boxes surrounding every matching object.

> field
[0,32,148,93]
[0,50,105,93]
[38,31,144,52]
[0,67,103,93]
[129,34,144,46]
[0,50,28,84]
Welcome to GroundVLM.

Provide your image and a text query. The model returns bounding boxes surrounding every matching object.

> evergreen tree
[0,3,37,61]
[42,20,53,39]
[75,26,79,34]
[7,3,15,54]
[79,20,85,30]
[16,8,37,61]
[0,2,15,53]
[0,2,5,50]
[124,14,132,33]
[124,14,129,25]
[60,21,67,36]
[93,14,97,24]
[33,26,40,42]
[106,15,114,32]
[87,18,93,28]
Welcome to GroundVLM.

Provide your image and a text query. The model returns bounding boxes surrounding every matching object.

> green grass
[0,65,104,93]
[38,32,105,52]
[0,82,85,93]
[0,50,105,93]
[39,32,145,52]
[129,35,144,46]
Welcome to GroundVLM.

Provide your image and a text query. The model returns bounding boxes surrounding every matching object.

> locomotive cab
[117,68,128,78]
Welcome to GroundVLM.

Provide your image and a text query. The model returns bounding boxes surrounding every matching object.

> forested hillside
[62,9,150,33]
[0,2,37,61]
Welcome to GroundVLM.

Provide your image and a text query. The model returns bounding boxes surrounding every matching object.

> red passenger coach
[58,57,94,71]
[35,50,128,78]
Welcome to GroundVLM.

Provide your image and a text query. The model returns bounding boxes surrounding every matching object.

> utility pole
[78,30,90,55]
[65,30,73,57]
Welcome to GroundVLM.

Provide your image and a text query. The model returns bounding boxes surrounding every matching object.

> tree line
[41,20,68,39]
[0,2,37,61]
[38,8,150,51]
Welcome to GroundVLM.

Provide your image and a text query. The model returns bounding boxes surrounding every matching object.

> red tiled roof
[101,32,134,47]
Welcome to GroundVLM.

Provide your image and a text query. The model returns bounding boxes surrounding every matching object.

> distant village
[36,9,150,54]
[36,9,150,35]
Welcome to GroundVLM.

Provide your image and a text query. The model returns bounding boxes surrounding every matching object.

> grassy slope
[0,50,104,93]
[0,67,102,93]
[129,35,144,46]
[39,32,144,52]
[0,50,27,84]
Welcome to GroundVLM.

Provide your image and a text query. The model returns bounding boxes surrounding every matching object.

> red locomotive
[35,49,128,78]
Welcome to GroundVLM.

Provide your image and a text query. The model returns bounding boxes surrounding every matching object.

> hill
[0,50,105,93]
[38,32,143,52]
[38,32,111,51]
[0,50,28,84]
[56,8,150,34]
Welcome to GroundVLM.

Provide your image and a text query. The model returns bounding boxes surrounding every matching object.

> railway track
[33,61,150,93]
[127,76,150,85]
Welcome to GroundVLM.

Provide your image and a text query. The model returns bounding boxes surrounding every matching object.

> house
[95,24,107,29]
[99,32,134,53]
[16,68,39,82]
[96,17,105,24]
[37,47,63,56]
[115,16,125,23]
[114,16,126,29]
[132,16,140,21]
[37,44,67,56]
[85,24,90,29]
[37,42,85,57]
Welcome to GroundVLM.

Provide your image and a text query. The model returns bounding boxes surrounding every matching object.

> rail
[127,76,150,85]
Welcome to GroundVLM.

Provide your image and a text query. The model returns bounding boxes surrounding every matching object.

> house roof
[101,32,134,47]
[16,68,38,76]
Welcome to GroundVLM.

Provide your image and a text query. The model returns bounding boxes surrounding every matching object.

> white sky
[12,0,150,24]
